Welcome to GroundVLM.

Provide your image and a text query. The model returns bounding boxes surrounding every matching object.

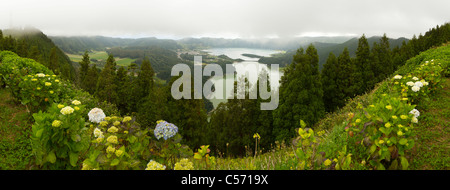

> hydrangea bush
[31,100,90,169]
[345,58,446,170]
[18,73,63,113]
[82,111,151,170]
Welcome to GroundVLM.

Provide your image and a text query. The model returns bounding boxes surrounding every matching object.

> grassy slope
[0,88,34,169]
[410,77,450,169]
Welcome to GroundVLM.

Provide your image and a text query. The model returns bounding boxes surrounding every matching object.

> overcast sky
[1,0,449,39]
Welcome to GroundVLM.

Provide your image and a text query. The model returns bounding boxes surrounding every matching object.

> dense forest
[1,23,449,159]
[0,28,76,81]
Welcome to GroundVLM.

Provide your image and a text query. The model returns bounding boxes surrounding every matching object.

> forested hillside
[1,27,76,81]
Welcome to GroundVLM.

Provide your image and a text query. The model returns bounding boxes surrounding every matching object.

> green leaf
[36,128,44,138]
[111,158,120,166]
[47,151,56,164]
[400,156,409,170]
[69,152,78,167]
[193,153,202,160]
[71,134,81,142]
[300,120,307,128]
[388,160,398,170]
[399,138,408,145]
[127,135,137,143]
[370,144,377,154]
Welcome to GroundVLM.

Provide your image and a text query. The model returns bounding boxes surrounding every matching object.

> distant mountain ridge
[49,35,361,53]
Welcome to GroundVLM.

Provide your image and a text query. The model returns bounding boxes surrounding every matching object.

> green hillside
[2,27,76,81]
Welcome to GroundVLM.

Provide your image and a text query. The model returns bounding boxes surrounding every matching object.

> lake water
[203,48,283,108]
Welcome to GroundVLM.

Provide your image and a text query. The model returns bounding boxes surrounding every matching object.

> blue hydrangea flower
[154,120,178,140]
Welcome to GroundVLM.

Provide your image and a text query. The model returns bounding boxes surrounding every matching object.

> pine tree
[16,39,28,57]
[79,51,90,88]
[136,57,154,99]
[0,30,3,50]
[84,64,99,95]
[354,34,373,94]
[368,42,381,88]
[130,57,154,113]
[336,47,357,98]
[372,34,393,83]
[115,66,130,114]
[95,54,118,103]
[321,52,344,112]
[27,46,40,62]
[49,47,60,75]
[272,44,325,141]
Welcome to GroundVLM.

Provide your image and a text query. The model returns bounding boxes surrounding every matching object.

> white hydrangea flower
[411,117,418,123]
[145,160,166,170]
[412,77,419,81]
[414,81,423,88]
[93,128,103,138]
[409,109,420,118]
[393,75,402,80]
[60,106,74,115]
[88,108,106,124]
[406,81,415,86]
[411,85,420,92]
[72,100,81,105]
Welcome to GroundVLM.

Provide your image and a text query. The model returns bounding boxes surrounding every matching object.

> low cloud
[1,0,449,39]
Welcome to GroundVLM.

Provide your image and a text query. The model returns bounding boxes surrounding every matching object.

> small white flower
[393,75,402,80]
[412,77,419,81]
[88,108,106,124]
[411,85,420,92]
[36,73,45,77]
[409,109,420,118]
[72,100,81,105]
[414,81,423,88]
[406,81,415,86]
[423,81,429,86]
[93,128,103,138]
[60,106,74,115]
[411,117,418,123]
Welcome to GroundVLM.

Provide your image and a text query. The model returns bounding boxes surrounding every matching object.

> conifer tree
[370,34,393,85]
[95,54,118,103]
[115,66,130,114]
[130,57,154,113]
[84,64,99,95]
[136,57,154,99]
[16,39,28,57]
[49,47,60,75]
[354,34,373,93]
[337,47,357,98]
[79,51,90,88]
[321,52,344,112]
[272,44,324,141]
[165,75,209,150]
[0,30,3,50]
[28,45,40,62]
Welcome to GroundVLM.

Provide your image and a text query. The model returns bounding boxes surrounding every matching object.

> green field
[66,51,136,67]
